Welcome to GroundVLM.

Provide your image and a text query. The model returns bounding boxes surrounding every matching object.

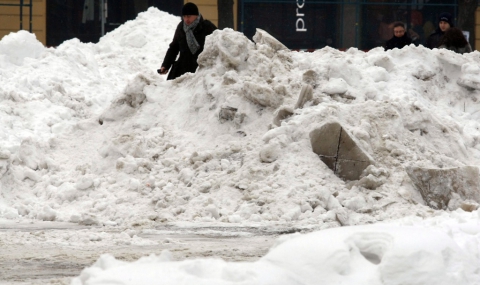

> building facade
[0,0,46,44]
[0,0,478,50]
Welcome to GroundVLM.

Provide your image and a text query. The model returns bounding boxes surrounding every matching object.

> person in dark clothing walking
[438,27,472,54]
[158,2,217,80]
[426,12,453,49]
[384,22,412,50]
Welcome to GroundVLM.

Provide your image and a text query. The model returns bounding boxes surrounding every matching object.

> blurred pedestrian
[438,27,472,54]
[426,12,453,49]
[158,2,217,80]
[384,22,412,50]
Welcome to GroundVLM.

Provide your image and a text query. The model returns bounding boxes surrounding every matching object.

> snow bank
[1,7,480,230]
[0,30,46,66]
[72,210,480,285]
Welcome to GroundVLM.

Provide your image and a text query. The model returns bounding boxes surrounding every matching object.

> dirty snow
[1,7,480,285]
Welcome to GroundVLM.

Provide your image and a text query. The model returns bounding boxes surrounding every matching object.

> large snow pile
[1,7,480,230]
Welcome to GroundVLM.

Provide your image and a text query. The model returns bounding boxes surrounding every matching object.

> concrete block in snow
[405,166,480,210]
[310,122,373,181]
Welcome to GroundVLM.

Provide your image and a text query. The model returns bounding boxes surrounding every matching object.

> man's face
[393,26,405,38]
[439,21,450,32]
[183,15,198,26]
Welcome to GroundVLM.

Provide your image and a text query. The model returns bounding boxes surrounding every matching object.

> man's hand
[157,67,168,74]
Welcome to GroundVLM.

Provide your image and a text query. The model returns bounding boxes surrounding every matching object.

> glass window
[361,1,456,49]
[241,2,338,49]
[239,0,458,50]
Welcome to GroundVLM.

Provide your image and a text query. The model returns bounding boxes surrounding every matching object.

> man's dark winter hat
[182,3,199,16]
[438,12,454,27]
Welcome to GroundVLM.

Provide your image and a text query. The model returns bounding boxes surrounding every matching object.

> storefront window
[241,2,337,49]
[361,0,457,49]
[239,0,458,50]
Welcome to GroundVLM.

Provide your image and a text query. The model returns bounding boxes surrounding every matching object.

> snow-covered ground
[1,7,480,285]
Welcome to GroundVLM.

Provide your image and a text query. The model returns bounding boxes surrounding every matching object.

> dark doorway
[47,0,184,46]
[152,0,183,16]
[106,0,183,32]
[47,0,102,46]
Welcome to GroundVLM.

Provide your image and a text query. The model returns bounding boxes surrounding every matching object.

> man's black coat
[426,29,445,49]
[384,34,412,50]
[162,16,217,80]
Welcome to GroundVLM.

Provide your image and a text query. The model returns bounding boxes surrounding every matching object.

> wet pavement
[0,222,294,284]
